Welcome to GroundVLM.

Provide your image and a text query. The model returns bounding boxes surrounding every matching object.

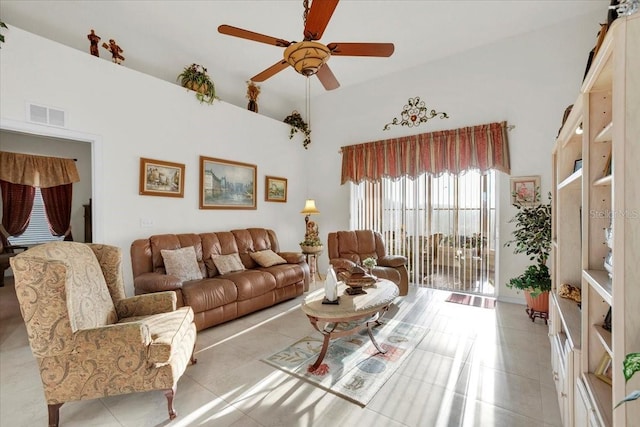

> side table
[302,251,323,282]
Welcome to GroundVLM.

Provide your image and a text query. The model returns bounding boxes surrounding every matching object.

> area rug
[261,319,429,406]
[445,292,496,309]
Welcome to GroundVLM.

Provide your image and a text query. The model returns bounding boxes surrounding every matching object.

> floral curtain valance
[0,151,80,188]
[340,121,511,184]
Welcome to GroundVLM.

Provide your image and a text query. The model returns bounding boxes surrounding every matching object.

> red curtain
[341,121,511,184]
[0,180,36,247]
[41,184,74,241]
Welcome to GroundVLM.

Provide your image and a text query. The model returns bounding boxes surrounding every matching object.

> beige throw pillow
[250,249,287,267]
[212,253,245,275]
[161,246,203,282]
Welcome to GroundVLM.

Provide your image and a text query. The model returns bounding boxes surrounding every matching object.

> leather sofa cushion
[258,264,305,288]
[226,270,276,300]
[181,278,237,313]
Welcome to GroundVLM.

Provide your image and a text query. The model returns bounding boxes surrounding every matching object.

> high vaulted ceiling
[1,1,608,120]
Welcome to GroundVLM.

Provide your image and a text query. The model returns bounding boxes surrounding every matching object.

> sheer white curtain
[350,171,496,295]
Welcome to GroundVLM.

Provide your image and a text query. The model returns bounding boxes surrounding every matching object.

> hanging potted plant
[177,63,216,104]
[505,191,552,322]
[283,111,311,149]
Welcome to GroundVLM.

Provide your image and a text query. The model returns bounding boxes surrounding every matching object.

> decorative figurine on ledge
[87,29,101,57]
[102,38,125,64]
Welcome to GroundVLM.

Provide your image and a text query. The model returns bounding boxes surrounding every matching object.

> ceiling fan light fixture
[283,41,331,77]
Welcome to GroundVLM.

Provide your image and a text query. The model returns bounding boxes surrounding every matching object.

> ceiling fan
[218,0,394,91]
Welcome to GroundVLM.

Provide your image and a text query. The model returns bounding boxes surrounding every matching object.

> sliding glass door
[350,171,496,295]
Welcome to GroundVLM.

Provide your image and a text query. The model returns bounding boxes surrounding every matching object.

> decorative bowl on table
[338,265,376,295]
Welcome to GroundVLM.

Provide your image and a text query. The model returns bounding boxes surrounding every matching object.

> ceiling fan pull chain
[303,0,309,26]
[306,76,311,131]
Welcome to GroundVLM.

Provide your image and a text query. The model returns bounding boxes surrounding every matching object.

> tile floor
[0,278,561,426]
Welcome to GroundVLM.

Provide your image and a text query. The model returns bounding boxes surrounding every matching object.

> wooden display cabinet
[550,14,639,427]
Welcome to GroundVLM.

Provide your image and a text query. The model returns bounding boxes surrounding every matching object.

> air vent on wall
[27,103,67,127]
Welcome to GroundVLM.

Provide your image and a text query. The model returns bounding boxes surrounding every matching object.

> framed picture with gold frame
[199,156,257,209]
[265,176,287,203]
[595,353,613,385]
[139,157,185,198]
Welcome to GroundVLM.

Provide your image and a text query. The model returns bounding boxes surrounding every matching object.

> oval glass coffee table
[301,279,399,372]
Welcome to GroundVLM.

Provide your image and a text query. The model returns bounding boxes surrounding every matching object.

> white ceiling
[1,1,608,120]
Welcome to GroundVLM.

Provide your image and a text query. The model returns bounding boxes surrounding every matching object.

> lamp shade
[301,199,320,215]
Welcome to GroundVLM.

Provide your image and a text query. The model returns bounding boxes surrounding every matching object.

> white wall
[1,10,605,301]
[309,10,603,302]
[0,26,311,296]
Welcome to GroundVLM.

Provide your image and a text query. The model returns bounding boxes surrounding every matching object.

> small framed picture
[265,176,287,203]
[595,353,613,385]
[510,176,540,206]
[573,159,583,173]
[139,158,185,198]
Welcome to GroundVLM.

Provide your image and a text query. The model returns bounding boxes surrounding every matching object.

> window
[8,188,64,246]
[350,171,496,295]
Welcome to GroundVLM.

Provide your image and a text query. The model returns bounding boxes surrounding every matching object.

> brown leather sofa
[327,230,409,296]
[131,228,309,331]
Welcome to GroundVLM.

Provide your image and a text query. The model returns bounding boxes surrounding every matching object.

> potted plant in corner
[505,191,552,322]
[177,63,216,104]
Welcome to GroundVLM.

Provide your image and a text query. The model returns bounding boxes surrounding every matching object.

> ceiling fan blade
[327,42,395,57]
[251,60,290,82]
[303,0,339,40]
[218,25,291,47]
[316,64,340,90]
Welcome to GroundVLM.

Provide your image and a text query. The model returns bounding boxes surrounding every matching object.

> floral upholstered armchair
[10,242,197,427]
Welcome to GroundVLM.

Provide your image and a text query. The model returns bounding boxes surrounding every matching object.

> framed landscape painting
[199,156,257,209]
[265,176,287,203]
[139,157,185,198]
[510,175,540,206]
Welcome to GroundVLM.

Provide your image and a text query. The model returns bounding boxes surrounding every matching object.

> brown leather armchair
[327,230,409,296]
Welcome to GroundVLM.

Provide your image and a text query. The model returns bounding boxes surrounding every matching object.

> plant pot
[300,245,323,254]
[524,290,549,324]
[524,290,549,313]
[185,81,208,94]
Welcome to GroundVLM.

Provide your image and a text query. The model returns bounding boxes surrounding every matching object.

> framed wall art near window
[265,176,287,203]
[510,175,540,206]
[199,156,257,209]
[139,157,185,198]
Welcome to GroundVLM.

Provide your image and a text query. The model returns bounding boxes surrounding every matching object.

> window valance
[0,151,80,188]
[340,121,511,184]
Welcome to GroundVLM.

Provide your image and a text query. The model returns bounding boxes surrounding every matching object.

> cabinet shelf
[552,14,639,427]
[583,269,612,304]
[594,122,613,142]
[558,169,582,190]
[554,293,582,349]
[584,373,612,427]
[593,324,612,356]
[593,175,612,187]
